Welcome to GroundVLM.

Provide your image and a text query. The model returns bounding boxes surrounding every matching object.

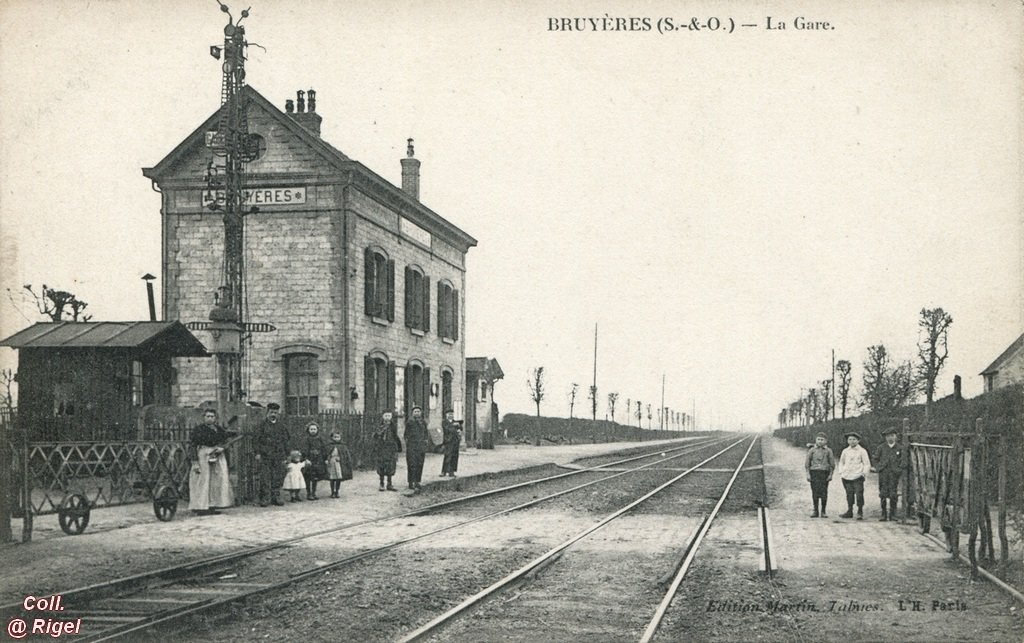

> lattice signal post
[198,3,271,414]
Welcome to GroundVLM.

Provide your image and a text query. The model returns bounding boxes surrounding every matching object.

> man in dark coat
[404,406,430,491]
[440,409,462,477]
[252,403,286,506]
[871,427,904,521]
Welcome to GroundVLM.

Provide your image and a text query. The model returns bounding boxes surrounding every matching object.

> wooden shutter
[452,290,460,341]
[437,281,445,337]
[403,364,412,417]
[404,266,413,328]
[386,361,396,412]
[363,355,374,416]
[422,367,431,418]
[423,276,431,333]
[386,259,396,322]
[364,249,373,316]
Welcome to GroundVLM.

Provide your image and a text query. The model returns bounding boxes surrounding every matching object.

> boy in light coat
[837,431,870,520]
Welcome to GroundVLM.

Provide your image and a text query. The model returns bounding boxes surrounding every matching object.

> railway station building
[143,87,477,431]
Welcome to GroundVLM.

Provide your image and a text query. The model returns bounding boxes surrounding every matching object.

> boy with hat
[871,427,904,521]
[837,431,871,519]
[805,432,835,517]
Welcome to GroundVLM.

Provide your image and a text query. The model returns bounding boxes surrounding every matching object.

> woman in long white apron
[188,408,234,514]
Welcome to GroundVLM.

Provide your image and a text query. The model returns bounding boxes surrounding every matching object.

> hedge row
[500,413,689,444]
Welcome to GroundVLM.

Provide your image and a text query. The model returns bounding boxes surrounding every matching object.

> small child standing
[283,450,306,502]
[837,431,871,520]
[871,427,904,522]
[804,432,835,518]
[325,431,353,499]
[303,422,327,501]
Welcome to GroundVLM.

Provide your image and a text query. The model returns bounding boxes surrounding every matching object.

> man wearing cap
[837,431,871,519]
[404,406,430,491]
[440,409,462,477]
[871,428,904,522]
[253,403,287,506]
[805,432,835,517]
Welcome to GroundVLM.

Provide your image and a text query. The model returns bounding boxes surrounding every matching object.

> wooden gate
[905,418,1009,577]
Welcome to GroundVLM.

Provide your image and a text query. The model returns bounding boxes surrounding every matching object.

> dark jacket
[873,441,905,474]
[373,420,402,457]
[253,419,287,460]
[404,418,430,455]
[303,435,328,478]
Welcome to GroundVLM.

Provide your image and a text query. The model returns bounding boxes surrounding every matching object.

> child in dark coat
[325,431,353,499]
[373,411,401,491]
[871,428,904,521]
[303,422,327,501]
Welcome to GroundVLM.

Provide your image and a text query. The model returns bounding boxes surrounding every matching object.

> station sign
[202,187,307,208]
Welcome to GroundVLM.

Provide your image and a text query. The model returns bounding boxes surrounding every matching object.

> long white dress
[283,461,306,490]
[188,446,234,511]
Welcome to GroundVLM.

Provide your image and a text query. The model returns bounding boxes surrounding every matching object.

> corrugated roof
[980,332,1024,375]
[0,321,208,356]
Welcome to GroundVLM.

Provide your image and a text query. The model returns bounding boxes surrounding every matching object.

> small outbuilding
[465,357,504,448]
[980,332,1024,393]
[0,321,208,441]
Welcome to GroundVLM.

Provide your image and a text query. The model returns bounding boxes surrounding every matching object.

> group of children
[283,422,353,502]
[804,428,903,520]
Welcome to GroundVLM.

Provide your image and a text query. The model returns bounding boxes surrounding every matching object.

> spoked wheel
[153,485,179,522]
[58,494,91,535]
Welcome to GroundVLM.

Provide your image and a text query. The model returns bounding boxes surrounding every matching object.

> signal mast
[203,3,264,412]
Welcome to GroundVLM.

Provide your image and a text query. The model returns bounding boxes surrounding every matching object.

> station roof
[980,332,1024,375]
[0,321,209,357]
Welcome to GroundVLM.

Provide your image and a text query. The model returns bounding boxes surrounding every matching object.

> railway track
[2,436,733,641]
[397,435,765,643]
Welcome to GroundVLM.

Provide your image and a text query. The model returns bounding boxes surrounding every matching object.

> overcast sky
[1,1,1021,429]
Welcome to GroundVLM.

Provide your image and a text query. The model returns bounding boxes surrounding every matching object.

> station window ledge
[410,328,425,338]
[371,316,390,327]
[442,337,455,346]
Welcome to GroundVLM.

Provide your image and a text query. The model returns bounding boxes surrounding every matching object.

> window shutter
[453,290,460,341]
[422,367,431,418]
[437,281,444,337]
[404,364,412,417]
[364,249,373,316]
[404,266,413,328]
[386,259,396,322]
[386,361,396,412]
[423,276,431,333]
[363,355,374,416]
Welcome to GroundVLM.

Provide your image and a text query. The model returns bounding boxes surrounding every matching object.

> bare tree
[917,307,953,411]
[567,382,579,419]
[0,369,15,411]
[806,388,820,425]
[820,379,833,423]
[835,359,852,419]
[607,392,619,424]
[527,367,545,417]
[588,385,598,421]
[646,403,652,429]
[20,284,92,322]
[635,400,642,427]
[861,344,915,413]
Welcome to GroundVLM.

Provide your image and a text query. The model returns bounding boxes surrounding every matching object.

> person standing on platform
[302,422,327,500]
[404,406,429,491]
[373,410,401,491]
[188,408,234,515]
[440,409,462,477]
[837,431,871,520]
[253,403,286,507]
[804,432,835,518]
[871,427,904,522]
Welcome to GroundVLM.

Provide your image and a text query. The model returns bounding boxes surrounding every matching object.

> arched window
[437,280,459,341]
[404,265,431,332]
[285,353,319,415]
[364,247,395,321]
[364,353,395,418]
[404,360,430,418]
[441,368,453,415]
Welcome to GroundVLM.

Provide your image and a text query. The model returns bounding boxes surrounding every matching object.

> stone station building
[143,87,477,432]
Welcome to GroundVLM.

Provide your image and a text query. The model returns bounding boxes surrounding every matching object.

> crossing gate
[905,418,1010,577]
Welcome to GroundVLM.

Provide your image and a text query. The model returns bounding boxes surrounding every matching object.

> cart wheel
[153,485,178,522]
[58,494,91,535]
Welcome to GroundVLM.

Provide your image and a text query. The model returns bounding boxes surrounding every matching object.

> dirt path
[760,436,1023,642]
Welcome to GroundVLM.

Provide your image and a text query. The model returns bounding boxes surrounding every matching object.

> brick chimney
[401,138,420,200]
[288,88,322,137]
[953,374,962,400]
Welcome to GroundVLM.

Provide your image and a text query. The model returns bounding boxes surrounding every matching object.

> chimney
[401,138,420,200]
[953,375,962,401]
[287,88,322,137]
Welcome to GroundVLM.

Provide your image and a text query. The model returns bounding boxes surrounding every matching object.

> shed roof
[980,332,1024,375]
[0,321,208,356]
[467,357,504,381]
